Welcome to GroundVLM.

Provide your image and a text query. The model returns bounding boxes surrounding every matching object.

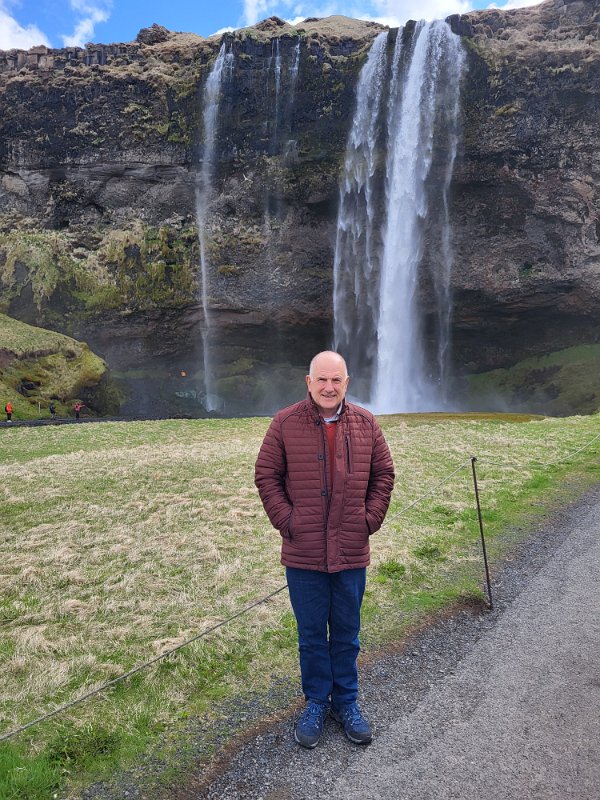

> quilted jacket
[255,395,395,573]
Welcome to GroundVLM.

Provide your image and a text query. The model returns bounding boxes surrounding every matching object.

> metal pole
[470,456,493,610]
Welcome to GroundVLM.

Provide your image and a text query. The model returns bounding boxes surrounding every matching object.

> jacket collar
[306,392,347,422]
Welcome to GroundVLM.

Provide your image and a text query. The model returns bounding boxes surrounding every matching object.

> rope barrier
[1,426,597,742]
[384,458,472,523]
[475,429,600,469]
[0,586,288,744]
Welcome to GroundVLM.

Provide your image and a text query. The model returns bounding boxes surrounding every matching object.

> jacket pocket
[345,435,353,474]
[283,508,295,539]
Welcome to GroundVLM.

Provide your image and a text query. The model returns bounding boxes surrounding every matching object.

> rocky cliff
[449,0,600,378]
[0,0,598,416]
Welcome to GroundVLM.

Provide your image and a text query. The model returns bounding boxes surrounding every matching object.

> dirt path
[185,485,600,800]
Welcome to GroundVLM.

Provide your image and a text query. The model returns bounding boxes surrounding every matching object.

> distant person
[49,403,57,420]
[255,351,395,748]
[5,401,12,421]
[73,401,84,420]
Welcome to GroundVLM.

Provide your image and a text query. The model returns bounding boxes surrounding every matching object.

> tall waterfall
[290,38,301,95]
[333,22,465,412]
[195,42,233,410]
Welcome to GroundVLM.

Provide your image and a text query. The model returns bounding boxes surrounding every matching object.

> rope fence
[1,427,598,744]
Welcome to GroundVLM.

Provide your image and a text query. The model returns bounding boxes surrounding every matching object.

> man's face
[306,353,350,417]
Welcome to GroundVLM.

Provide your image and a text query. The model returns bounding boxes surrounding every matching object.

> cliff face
[449,0,600,376]
[0,1,598,416]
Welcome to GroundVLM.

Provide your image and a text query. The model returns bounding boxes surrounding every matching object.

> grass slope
[466,344,600,416]
[0,412,598,798]
[0,313,109,420]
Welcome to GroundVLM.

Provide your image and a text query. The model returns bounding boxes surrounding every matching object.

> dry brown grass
[0,413,598,748]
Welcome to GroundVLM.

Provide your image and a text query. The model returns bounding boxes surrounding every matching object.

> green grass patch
[0,412,598,797]
[466,343,600,416]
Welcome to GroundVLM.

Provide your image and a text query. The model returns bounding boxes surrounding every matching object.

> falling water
[332,32,388,401]
[274,39,282,112]
[290,38,301,97]
[195,41,233,410]
[333,22,464,412]
[284,37,302,164]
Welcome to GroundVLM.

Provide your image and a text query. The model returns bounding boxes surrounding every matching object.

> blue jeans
[286,566,366,708]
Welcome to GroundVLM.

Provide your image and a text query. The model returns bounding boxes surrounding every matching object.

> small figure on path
[73,401,84,420]
[5,401,13,421]
[255,351,395,748]
[49,402,57,420]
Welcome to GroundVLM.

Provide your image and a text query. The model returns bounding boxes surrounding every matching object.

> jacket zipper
[345,435,352,473]
[319,423,330,508]
[319,421,331,571]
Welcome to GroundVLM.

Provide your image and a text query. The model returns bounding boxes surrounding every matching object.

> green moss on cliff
[0,313,119,419]
[466,345,600,417]
[0,222,199,322]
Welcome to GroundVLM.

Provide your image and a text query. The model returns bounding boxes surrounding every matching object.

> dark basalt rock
[136,24,172,45]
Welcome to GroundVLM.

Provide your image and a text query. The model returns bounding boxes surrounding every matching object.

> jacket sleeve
[365,421,395,534]
[254,415,293,536]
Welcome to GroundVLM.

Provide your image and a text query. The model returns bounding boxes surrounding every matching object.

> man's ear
[305,375,311,390]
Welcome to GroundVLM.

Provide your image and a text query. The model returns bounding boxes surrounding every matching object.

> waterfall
[274,38,282,116]
[195,41,233,410]
[284,37,302,164]
[332,31,388,401]
[290,37,301,97]
[333,22,465,413]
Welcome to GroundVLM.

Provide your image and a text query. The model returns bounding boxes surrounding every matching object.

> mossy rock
[465,344,600,417]
[0,313,120,419]
[0,222,198,325]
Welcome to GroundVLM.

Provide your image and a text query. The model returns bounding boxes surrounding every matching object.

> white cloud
[0,4,51,49]
[246,0,543,28]
[366,1,472,23]
[488,0,543,9]
[243,0,273,25]
[211,26,237,36]
[61,0,112,47]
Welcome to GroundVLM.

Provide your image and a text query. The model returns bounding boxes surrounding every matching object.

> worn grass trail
[0,413,598,798]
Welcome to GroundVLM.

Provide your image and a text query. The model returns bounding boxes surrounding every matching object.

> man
[5,401,12,421]
[255,351,395,748]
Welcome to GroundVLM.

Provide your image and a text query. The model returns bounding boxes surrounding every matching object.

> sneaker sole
[294,730,319,749]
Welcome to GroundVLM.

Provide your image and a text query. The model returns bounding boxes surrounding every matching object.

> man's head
[306,351,350,417]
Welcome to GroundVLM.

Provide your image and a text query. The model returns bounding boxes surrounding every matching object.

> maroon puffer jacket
[255,396,395,573]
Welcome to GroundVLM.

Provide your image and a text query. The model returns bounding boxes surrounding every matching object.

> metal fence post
[470,456,493,610]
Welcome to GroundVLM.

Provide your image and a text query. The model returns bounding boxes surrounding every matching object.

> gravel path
[176,484,600,800]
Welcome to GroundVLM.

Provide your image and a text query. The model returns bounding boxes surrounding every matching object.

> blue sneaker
[294,701,329,748]
[332,702,372,744]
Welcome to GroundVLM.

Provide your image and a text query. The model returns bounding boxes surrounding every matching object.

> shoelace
[341,704,364,726]
[301,703,325,729]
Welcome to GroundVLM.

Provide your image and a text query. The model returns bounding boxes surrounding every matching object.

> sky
[0,0,543,50]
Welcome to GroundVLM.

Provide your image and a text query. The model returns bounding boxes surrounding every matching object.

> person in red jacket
[255,351,395,748]
[4,401,13,421]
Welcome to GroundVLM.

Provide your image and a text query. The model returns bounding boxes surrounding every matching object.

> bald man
[255,351,395,748]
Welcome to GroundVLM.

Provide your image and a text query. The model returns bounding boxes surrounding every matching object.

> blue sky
[0,0,543,50]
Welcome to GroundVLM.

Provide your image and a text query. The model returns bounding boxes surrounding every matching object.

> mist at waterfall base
[334,22,466,415]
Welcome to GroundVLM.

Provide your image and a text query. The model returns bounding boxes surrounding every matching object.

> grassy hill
[0,313,118,419]
[466,344,600,416]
